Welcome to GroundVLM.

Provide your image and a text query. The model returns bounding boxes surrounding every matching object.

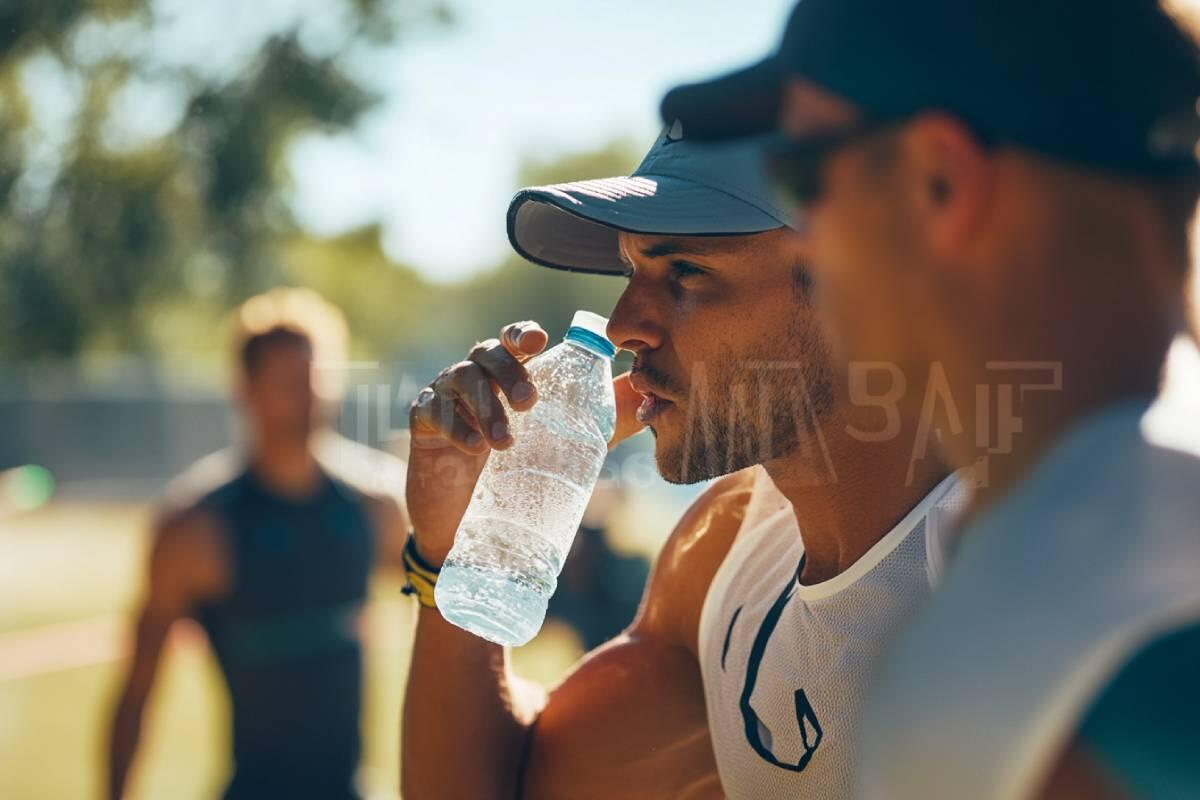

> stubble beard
[654,319,835,485]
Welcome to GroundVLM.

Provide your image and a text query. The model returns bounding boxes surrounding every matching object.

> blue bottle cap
[564,310,616,359]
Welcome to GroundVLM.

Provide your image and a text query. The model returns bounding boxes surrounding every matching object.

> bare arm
[401,320,748,798]
[401,606,545,799]
[402,471,751,800]
[107,510,226,800]
[404,621,713,800]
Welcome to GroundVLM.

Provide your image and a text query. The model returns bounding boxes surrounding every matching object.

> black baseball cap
[507,126,791,275]
[661,0,1200,176]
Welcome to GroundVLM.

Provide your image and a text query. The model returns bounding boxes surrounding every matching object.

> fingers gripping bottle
[435,311,617,646]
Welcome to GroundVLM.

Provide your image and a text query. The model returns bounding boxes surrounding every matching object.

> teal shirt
[1080,621,1200,798]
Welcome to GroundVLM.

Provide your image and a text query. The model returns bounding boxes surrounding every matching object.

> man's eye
[671,261,705,279]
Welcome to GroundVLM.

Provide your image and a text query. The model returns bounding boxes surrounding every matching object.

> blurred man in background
[663,0,1200,797]
[108,288,408,800]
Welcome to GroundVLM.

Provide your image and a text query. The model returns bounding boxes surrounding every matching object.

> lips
[630,371,675,424]
[636,393,673,424]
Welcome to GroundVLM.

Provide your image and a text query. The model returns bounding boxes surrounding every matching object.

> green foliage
[441,138,642,352]
[0,0,640,373]
[260,138,640,371]
[517,138,642,189]
[0,1,91,58]
[442,258,625,356]
[0,0,447,360]
[282,224,435,362]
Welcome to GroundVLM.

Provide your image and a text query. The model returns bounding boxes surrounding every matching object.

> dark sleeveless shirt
[194,468,373,800]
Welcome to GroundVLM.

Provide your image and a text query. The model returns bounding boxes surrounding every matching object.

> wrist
[410,530,450,570]
[402,534,443,609]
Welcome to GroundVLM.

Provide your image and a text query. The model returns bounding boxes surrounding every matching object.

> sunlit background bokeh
[2,1,1199,798]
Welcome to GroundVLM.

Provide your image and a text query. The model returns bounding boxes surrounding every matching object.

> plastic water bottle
[435,311,617,646]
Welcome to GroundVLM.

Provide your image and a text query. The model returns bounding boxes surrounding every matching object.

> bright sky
[286,0,796,283]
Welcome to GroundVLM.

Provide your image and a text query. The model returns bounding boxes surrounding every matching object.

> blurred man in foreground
[108,288,408,800]
[400,128,965,799]
[663,0,1200,797]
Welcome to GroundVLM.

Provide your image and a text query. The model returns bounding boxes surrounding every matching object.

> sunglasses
[766,117,904,213]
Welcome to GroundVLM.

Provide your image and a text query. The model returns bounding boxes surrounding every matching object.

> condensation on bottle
[435,311,617,645]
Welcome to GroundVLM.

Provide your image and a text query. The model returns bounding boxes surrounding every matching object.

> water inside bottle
[433,318,615,647]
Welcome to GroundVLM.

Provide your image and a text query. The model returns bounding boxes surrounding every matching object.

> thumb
[501,321,549,360]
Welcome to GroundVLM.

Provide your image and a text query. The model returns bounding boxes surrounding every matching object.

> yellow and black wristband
[401,535,440,609]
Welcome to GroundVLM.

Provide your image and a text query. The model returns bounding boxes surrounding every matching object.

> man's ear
[901,113,995,255]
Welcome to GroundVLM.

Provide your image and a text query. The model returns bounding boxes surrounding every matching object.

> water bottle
[435,311,617,646]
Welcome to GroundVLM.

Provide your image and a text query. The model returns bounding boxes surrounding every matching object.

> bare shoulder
[655,468,757,587]
[151,452,241,604]
[314,432,408,493]
[314,432,407,506]
[161,448,241,512]
[314,433,410,564]
[635,468,757,655]
[148,497,230,609]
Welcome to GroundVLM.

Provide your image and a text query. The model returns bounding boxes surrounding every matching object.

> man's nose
[607,278,665,354]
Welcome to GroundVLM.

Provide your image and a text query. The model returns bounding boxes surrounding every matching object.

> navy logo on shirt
[738,560,824,772]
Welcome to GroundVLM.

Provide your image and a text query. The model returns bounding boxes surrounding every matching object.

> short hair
[232,288,349,387]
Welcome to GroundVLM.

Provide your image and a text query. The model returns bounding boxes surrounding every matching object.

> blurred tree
[438,138,642,360]
[515,139,644,190]
[0,0,645,375]
[158,134,644,386]
[277,138,641,377]
[283,223,435,362]
[0,0,451,360]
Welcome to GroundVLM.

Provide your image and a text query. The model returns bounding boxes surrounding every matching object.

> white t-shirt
[699,467,967,799]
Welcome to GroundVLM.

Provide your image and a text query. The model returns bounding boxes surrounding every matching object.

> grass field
[0,503,590,800]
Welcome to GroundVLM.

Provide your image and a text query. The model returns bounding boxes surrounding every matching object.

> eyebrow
[617,241,699,268]
[639,240,714,260]
[618,234,758,267]
[644,235,760,261]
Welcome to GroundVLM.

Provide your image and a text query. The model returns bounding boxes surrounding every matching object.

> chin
[654,457,691,486]
[654,418,796,485]
[649,432,685,486]
[652,437,719,486]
